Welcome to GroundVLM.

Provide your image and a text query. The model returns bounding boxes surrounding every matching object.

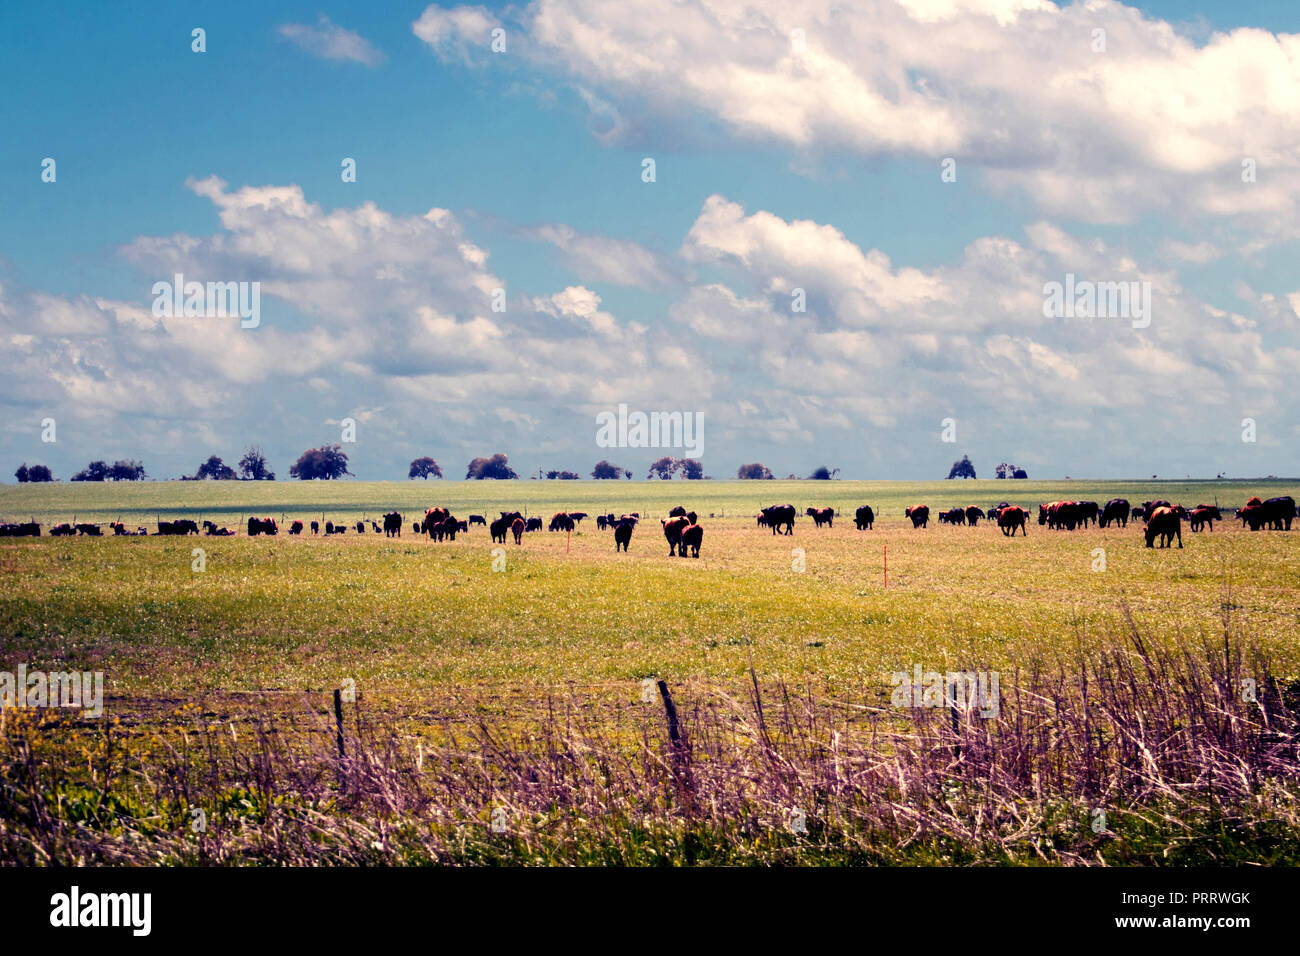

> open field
[2,479,1299,865]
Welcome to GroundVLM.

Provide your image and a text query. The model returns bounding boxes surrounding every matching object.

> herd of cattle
[2,494,1295,553]
[752,495,1297,549]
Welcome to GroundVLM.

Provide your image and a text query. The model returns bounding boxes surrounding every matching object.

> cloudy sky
[2,0,1299,481]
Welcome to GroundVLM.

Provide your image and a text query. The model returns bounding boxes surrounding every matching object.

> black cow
[383,512,402,537]
[614,518,634,552]
[760,504,796,536]
[854,505,875,530]
[806,507,834,528]
[1099,498,1130,529]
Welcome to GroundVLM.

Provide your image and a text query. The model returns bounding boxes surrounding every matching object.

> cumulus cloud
[4,179,1297,479]
[413,0,1300,238]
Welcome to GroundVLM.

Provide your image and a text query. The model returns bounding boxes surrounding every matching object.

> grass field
[2,479,1299,865]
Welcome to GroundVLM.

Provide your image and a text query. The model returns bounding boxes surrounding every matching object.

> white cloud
[414,0,1300,238]
[277,16,385,67]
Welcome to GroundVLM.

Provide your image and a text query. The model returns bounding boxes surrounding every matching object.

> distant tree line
[10,447,1033,483]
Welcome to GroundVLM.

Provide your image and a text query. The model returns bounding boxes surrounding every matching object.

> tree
[194,455,237,480]
[995,462,1028,480]
[648,456,676,480]
[26,464,53,482]
[289,444,352,480]
[409,457,443,480]
[809,466,837,480]
[14,464,27,483]
[466,454,517,480]
[947,455,976,479]
[591,460,629,480]
[545,470,581,480]
[1012,468,1028,479]
[109,460,147,481]
[736,463,773,480]
[239,445,275,481]
[678,458,704,480]
[71,461,109,482]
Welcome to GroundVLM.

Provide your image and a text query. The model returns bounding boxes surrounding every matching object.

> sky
[2,0,1298,481]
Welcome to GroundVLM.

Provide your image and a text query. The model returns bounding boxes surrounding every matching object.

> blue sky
[2,0,1299,481]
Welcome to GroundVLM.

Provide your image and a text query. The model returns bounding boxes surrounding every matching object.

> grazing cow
[437,516,460,541]
[526,517,543,532]
[490,517,510,544]
[356,521,366,534]
[662,515,690,555]
[289,521,304,535]
[549,512,575,532]
[247,517,278,536]
[1076,501,1101,527]
[614,518,634,552]
[511,517,525,545]
[998,506,1028,537]
[74,523,101,536]
[311,521,320,535]
[325,521,335,534]
[1099,499,1130,529]
[112,521,129,535]
[854,505,875,530]
[568,512,588,524]
[668,506,687,518]
[371,521,381,533]
[596,515,609,530]
[1144,506,1183,549]
[0,522,41,537]
[760,504,796,535]
[51,523,76,536]
[411,522,420,535]
[1039,501,1088,530]
[965,506,982,527]
[806,507,834,528]
[1188,506,1221,532]
[457,519,468,532]
[905,505,930,529]
[680,522,703,558]
[383,512,402,537]
[468,515,486,527]
[938,508,965,525]
[423,507,450,535]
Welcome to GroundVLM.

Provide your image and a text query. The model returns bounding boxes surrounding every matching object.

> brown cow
[662,515,690,555]
[998,506,1028,537]
[511,517,525,545]
[680,522,703,558]
[1144,506,1183,549]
